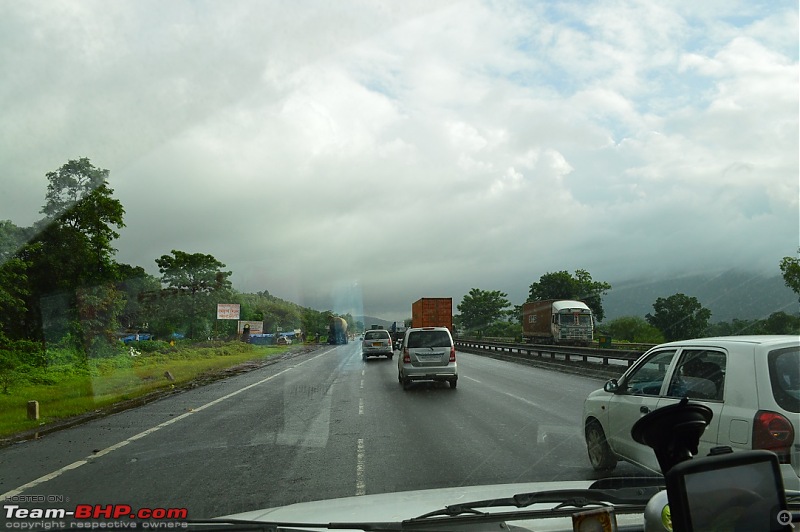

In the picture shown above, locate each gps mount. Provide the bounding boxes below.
[631,397,713,475]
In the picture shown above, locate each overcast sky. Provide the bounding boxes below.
[2,1,798,321]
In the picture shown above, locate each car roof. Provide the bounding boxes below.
[406,327,451,332]
[654,335,799,349]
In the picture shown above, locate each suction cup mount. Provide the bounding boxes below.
[631,397,713,475]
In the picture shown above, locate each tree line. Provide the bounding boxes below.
[3,158,798,358]
[455,261,800,343]
[0,158,344,365]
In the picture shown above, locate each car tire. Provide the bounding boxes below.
[585,420,617,471]
[387,354,393,359]
[449,379,457,389]
[402,378,411,390]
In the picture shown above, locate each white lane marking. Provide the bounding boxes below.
[355,438,366,496]
[360,379,364,389]
[0,347,336,500]
[502,391,540,409]
[361,369,365,376]
[458,372,540,408]
[536,424,581,444]
[358,398,364,415]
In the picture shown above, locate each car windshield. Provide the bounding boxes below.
[1,0,798,528]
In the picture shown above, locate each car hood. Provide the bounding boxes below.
[220,481,646,530]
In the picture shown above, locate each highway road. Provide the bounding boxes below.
[0,342,650,521]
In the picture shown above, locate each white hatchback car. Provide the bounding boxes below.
[583,335,799,490]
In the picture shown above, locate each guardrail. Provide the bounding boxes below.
[454,338,647,369]
[457,336,655,352]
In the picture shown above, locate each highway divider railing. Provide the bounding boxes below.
[454,338,648,368]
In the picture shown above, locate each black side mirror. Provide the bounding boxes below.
[603,379,619,393]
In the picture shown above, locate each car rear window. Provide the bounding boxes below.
[406,330,451,348]
[364,331,389,340]
[768,347,800,413]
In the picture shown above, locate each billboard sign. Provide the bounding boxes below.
[238,321,263,334]
[216,303,240,320]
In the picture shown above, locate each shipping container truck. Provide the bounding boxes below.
[411,298,453,332]
[521,299,593,345]
[328,316,349,345]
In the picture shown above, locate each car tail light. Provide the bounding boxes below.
[403,348,410,363]
[752,410,795,463]
[449,346,456,363]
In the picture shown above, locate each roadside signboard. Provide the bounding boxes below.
[238,320,263,334]
[217,303,240,320]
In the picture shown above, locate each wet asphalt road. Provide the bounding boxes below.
[0,343,647,521]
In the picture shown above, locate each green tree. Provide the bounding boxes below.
[603,316,664,343]
[456,288,512,333]
[39,158,125,283]
[0,221,32,338]
[763,311,800,334]
[780,250,800,300]
[155,250,232,339]
[528,269,612,321]
[645,293,711,341]
[16,158,125,347]
[115,264,161,330]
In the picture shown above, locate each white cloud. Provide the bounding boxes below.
[1,0,796,319]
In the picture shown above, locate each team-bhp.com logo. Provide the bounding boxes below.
[5,504,188,520]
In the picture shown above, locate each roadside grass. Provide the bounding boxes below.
[0,342,289,438]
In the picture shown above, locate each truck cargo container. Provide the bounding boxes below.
[521,299,593,345]
[411,298,453,332]
[328,316,349,345]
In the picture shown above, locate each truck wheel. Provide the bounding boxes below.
[387,353,393,359]
[585,420,617,471]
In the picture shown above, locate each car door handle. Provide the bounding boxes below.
[640,406,650,414]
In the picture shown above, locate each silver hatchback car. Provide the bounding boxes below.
[361,329,393,360]
[397,327,457,389]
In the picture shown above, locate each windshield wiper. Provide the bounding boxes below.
[413,479,665,520]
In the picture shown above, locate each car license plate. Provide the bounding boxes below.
[420,354,440,361]
[372,342,382,347]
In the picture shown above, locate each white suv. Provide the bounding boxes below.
[583,335,799,490]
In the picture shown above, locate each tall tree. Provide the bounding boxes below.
[17,159,125,347]
[645,293,711,341]
[155,250,232,339]
[528,269,612,321]
[456,288,512,333]
[780,249,800,300]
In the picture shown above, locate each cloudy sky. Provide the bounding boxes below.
[2,1,798,321]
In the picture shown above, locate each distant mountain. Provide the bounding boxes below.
[603,270,798,323]
[354,316,399,330]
